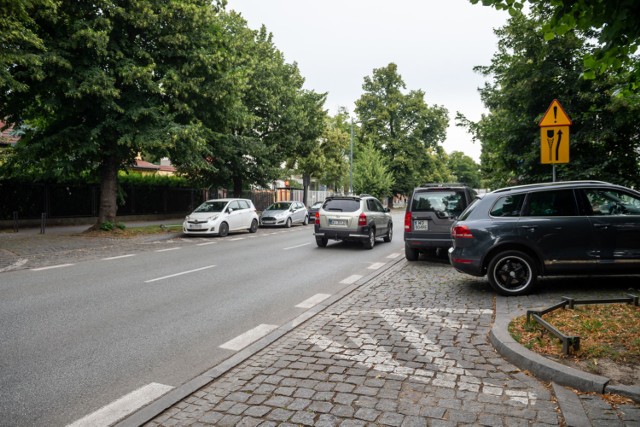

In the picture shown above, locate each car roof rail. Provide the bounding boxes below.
[419,182,467,188]
[492,180,610,193]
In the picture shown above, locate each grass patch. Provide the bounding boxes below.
[509,303,640,364]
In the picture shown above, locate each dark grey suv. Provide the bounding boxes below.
[314,195,393,249]
[449,180,640,295]
[404,184,477,260]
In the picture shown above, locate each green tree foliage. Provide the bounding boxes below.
[182,17,326,197]
[318,110,350,192]
[447,151,481,188]
[459,10,640,188]
[354,63,450,196]
[471,0,640,97]
[352,140,394,201]
[1,0,230,226]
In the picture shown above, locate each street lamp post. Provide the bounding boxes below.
[349,118,354,195]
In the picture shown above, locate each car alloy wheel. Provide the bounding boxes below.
[383,222,393,242]
[249,219,258,233]
[218,222,229,237]
[363,228,375,250]
[487,250,537,296]
[286,218,292,228]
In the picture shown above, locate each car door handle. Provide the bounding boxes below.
[520,225,537,230]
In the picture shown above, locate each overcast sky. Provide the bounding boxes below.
[225,0,510,161]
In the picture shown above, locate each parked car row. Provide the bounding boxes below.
[182,199,319,236]
[182,180,640,297]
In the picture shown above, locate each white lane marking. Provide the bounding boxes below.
[145,265,216,283]
[284,242,311,251]
[196,241,216,246]
[102,254,136,261]
[220,324,278,351]
[340,274,363,285]
[387,253,401,259]
[31,264,74,271]
[228,237,245,241]
[368,262,386,270]
[296,293,331,309]
[155,247,181,252]
[66,382,173,427]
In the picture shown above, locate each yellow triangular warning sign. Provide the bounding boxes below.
[539,99,572,127]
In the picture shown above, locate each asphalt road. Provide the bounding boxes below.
[0,213,405,426]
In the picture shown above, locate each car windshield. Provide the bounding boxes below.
[323,199,360,212]
[193,201,227,213]
[267,202,291,210]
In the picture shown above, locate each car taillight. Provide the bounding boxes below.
[315,211,320,225]
[452,225,473,239]
[358,213,367,226]
[404,211,412,232]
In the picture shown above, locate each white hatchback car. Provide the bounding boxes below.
[183,198,259,236]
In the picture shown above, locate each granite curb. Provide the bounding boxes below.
[491,297,640,403]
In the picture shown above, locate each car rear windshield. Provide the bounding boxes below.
[411,190,466,217]
[323,199,360,212]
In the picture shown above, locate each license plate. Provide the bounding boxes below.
[190,223,203,230]
[414,220,429,231]
[329,219,347,226]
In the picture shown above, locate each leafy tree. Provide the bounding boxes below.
[182,18,326,199]
[352,140,394,201]
[447,151,481,188]
[318,109,350,192]
[471,0,640,97]
[459,10,640,188]
[354,63,450,198]
[1,0,231,227]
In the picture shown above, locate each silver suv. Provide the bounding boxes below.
[314,195,393,249]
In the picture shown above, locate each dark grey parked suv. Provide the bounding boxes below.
[404,183,477,260]
[449,180,640,295]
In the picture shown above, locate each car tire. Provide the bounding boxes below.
[383,222,393,242]
[405,243,419,261]
[286,218,292,228]
[315,236,328,247]
[218,222,229,237]
[362,228,375,250]
[487,250,538,296]
[249,219,258,233]
[303,215,309,226]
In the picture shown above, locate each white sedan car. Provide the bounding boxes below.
[260,201,308,227]
[183,198,259,236]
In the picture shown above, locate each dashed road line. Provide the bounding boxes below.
[31,263,74,271]
[196,242,216,246]
[296,293,331,309]
[155,247,181,253]
[386,252,401,259]
[66,382,173,427]
[228,237,245,241]
[283,242,312,251]
[219,324,279,351]
[368,262,386,270]
[340,274,363,285]
[102,254,136,261]
[145,265,216,283]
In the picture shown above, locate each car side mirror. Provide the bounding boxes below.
[385,207,390,213]
[227,208,234,213]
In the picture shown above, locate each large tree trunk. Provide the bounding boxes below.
[232,176,243,198]
[95,154,119,227]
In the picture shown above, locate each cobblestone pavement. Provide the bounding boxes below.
[2,227,639,426]
[140,262,639,427]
